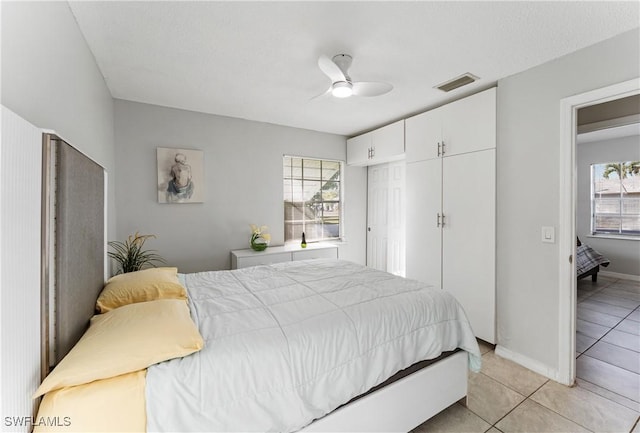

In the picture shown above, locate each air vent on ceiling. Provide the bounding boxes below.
[435,73,479,92]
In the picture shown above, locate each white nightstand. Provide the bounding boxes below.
[230,243,338,269]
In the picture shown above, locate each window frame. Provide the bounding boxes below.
[283,155,345,244]
[590,161,640,238]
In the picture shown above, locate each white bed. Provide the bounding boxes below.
[37,258,481,432]
[145,259,481,432]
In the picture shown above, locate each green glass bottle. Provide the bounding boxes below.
[301,232,307,248]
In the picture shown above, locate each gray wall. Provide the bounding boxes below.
[114,100,367,273]
[577,135,640,277]
[1,1,116,239]
[496,28,640,372]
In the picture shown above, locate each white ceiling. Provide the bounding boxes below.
[68,1,640,137]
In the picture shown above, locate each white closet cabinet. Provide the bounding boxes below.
[347,120,405,166]
[406,88,496,162]
[441,149,495,343]
[405,158,441,288]
[405,88,496,344]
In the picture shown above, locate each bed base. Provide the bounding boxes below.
[300,350,468,432]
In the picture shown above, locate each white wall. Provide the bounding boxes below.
[496,28,640,374]
[1,2,114,427]
[577,135,640,277]
[114,100,366,273]
[1,1,116,238]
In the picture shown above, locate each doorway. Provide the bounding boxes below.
[558,78,640,386]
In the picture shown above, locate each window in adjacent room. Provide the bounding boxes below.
[591,161,640,236]
[283,156,343,243]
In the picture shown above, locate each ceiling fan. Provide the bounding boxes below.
[315,54,393,99]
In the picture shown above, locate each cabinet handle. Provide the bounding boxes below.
[371,147,375,158]
[437,142,441,157]
[367,148,371,159]
[441,141,446,155]
[441,214,446,227]
[437,213,441,227]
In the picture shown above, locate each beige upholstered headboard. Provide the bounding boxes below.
[42,135,105,372]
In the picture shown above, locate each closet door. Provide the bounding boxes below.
[367,161,406,276]
[367,164,389,271]
[442,149,495,343]
[405,158,442,288]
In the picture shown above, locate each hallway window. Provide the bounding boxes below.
[591,161,640,236]
[283,156,343,243]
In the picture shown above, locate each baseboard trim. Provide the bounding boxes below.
[599,271,640,282]
[494,345,564,384]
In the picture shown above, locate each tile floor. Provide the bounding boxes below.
[412,277,640,433]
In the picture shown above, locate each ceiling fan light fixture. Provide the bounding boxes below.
[332,81,353,98]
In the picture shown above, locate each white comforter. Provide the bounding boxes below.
[146,259,481,432]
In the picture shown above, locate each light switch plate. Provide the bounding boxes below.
[542,226,555,243]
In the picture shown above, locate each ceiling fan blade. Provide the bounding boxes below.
[310,86,332,101]
[352,81,393,97]
[318,55,346,83]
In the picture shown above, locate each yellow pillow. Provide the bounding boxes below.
[96,267,186,313]
[35,299,203,398]
[34,371,146,432]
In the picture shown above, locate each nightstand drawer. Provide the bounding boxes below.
[292,247,338,261]
[233,252,291,269]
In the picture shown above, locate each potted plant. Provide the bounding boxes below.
[108,232,166,274]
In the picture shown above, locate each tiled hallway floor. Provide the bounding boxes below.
[412,277,640,433]
[576,276,640,412]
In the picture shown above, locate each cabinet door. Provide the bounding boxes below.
[441,87,496,157]
[347,132,372,166]
[405,108,442,163]
[371,120,405,162]
[442,149,495,343]
[405,159,442,288]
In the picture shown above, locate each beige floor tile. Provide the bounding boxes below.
[630,309,640,322]
[616,318,640,336]
[531,380,639,433]
[466,372,525,425]
[580,300,634,318]
[585,340,640,374]
[576,355,640,402]
[411,403,491,433]
[479,352,548,396]
[576,378,640,412]
[477,339,494,355]
[602,329,640,352]
[485,429,502,433]
[495,399,589,433]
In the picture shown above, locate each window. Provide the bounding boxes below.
[591,161,640,236]
[283,156,342,243]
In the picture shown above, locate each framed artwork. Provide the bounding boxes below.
[157,147,204,203]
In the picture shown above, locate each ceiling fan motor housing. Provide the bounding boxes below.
[332,54,353,81]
